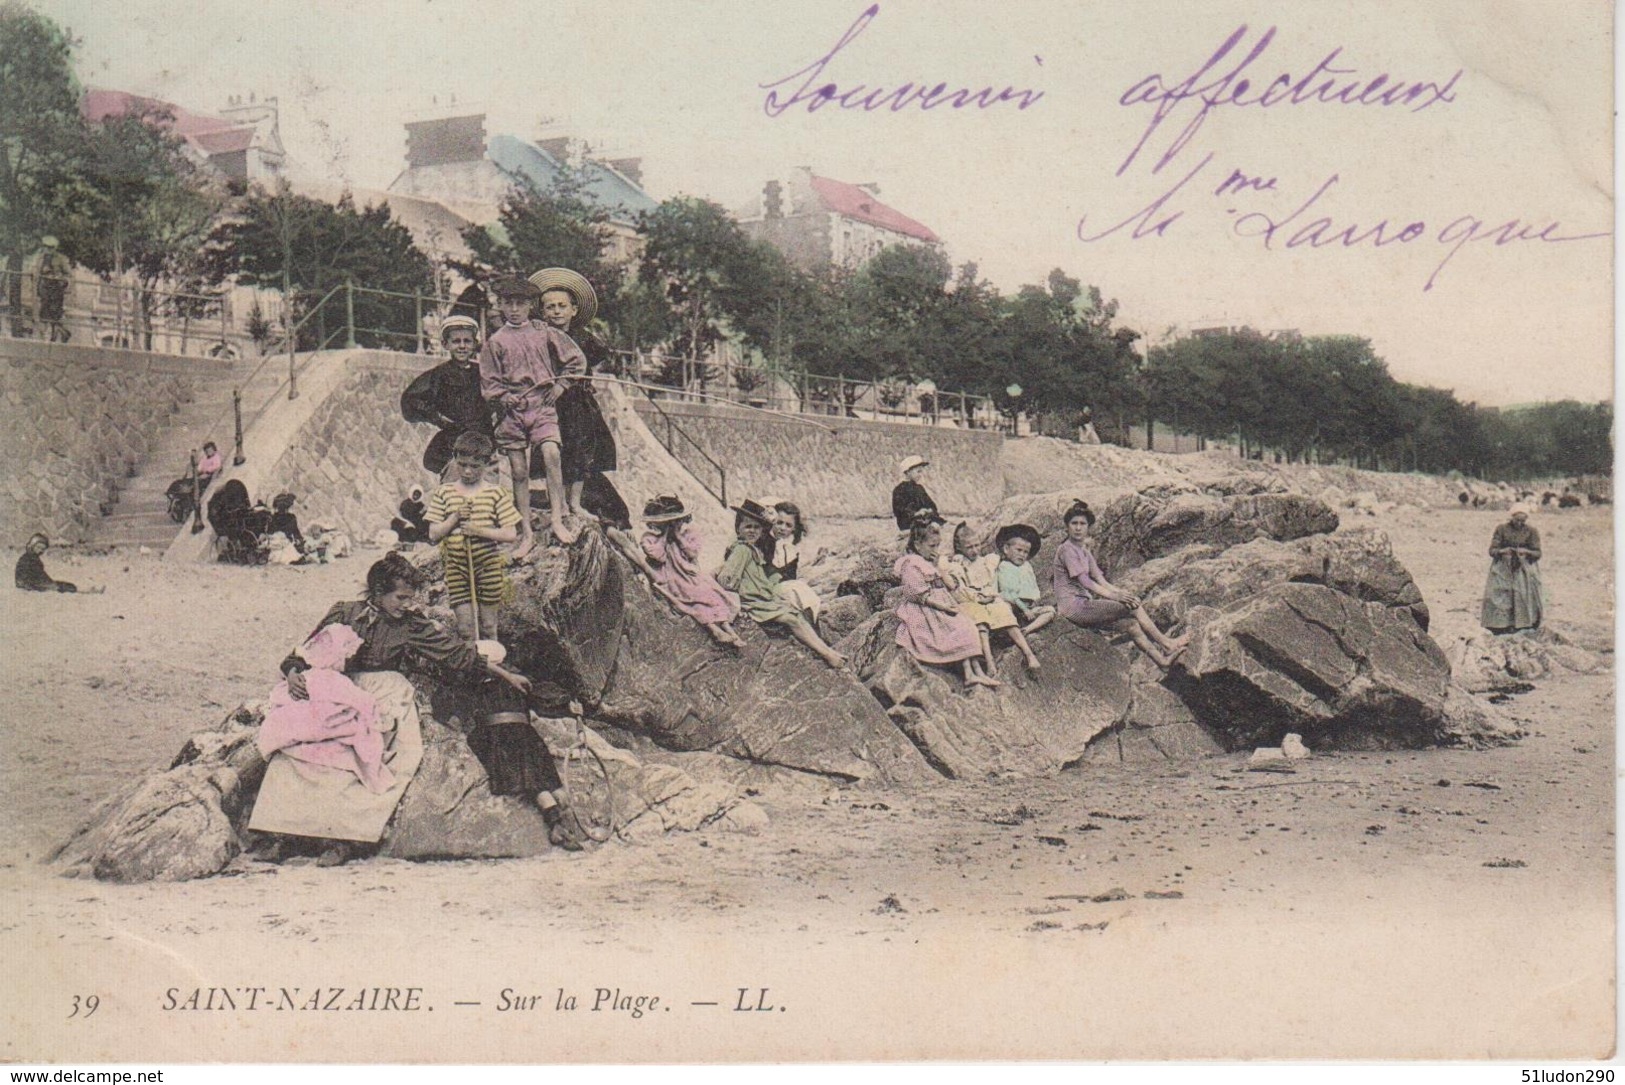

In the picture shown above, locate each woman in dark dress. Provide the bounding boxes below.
[15,533,99,593]
[248,553,585,863]
[527,267,629,530]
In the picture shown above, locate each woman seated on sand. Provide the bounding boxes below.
[14,533,102,594]
[247,552,532,866]
[1053,501,1188,669]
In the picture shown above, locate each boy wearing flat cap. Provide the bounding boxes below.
[479,276,587,556]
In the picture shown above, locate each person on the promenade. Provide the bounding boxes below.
[427,432,521,641]
[529,267,629,530]
[15,533,101,593]
[638,494,744,648]
[1481,503,1544,634]
[480,277,585,555]
[941,520,1040,672]
[993,523,1056,635]
[718,500,846,669]
[895,511,999,689]
[891,455,938,530]
[400,315,496,478]
[247,552,532,867]
[1053,501,1188,668]
[35,236,71,343]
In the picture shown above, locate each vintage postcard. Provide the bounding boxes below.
[0,0,1613,1066]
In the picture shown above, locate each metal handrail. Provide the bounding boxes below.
[623,379,729,507]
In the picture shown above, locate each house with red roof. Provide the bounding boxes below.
[738,167,941,271]
[82,89,286,181]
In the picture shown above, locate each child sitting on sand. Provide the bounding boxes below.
[427,432,521,641]
[638,494,744,648]
[718,500,846,669]
[941,521,1041,672]
[994,523,1056,635]
[14,534,102,594]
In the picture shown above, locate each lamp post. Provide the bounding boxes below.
[917,378,937,426]
[1005,383,1023,436]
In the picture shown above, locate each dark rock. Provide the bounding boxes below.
[843,613,1131,778]
[1122,529,1431,632]
[817,593,874,646]
[1171,583,1458,749]
[594,540,937,786]
[1092,487,1339,575]
[834,546,902,609]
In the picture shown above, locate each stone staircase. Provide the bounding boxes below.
[86,354,295,549]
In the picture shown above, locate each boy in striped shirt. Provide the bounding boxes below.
[426,432,522,641]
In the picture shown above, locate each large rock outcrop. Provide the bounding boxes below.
[53,702,768,882]
[428,527,936,786]
[1090,487,1340,575]
[841,615,1132,778]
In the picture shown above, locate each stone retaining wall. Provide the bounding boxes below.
[0,340,203,544]
[630,398,1004,519]
[264,353,439,541]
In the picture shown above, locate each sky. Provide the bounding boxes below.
[38,0,1615,407]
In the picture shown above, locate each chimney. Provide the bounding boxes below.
[404,113,487,168]
[763,179,783,219]
[607,156,643,186]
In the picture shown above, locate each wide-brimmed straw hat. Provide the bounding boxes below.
[731,499,774,528]
[642,495,689,523]
[528,267,598,327]
[994,523,1042,554]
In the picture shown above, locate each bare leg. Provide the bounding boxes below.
[507,448,536,559]
[978,626,995,671]
[1120,619,1175,668]
[540,441,577,545]
[1022,605,1056,634]
[567,479,592,521]
[452,601,476,642]
[1131,604,1187,652]
[967,658,1001,687]
[1008,626,1041,670]
[785,616,846,669]
[705,622,743,647]
[478,608,499,641]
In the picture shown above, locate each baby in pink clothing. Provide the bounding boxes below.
[257,624,394,793]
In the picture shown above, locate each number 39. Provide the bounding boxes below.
[69,995,99,1019]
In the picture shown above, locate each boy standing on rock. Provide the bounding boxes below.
[479,277,586,556]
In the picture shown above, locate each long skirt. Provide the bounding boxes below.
[557,384,617,482]
[1059,596,1132,628]
[895,592,984,665]
[1481,558,1544,631]
[248,671,423,843]
[463,680,562,798]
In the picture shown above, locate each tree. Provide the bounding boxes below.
[459,169,616,292]
[72,103,223,349]
[636,196,804,367]
[207,182,435,350]
[0,4,89,319]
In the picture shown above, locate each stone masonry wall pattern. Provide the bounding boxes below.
[0,354,195,544]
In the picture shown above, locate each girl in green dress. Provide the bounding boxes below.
[717,500,846,669]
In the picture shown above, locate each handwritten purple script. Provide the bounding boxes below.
[760,4,1044,117]
[1076,154,1611,292]
[1116,25,1461,176]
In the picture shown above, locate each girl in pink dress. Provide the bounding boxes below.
[894,512,1000,689]
[638,494,745,647]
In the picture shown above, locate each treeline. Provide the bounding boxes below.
[1140,329,1612,480]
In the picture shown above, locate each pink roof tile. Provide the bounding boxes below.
[83,89,255,151]
[809,175,939,243]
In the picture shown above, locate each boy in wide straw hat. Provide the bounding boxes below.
[479,276,587,556]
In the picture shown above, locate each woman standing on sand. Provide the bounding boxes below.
[1480,504,1544,634]
[248,552,531,866]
